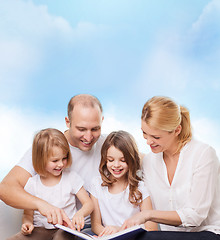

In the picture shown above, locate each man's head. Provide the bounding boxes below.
[65,94,104,151]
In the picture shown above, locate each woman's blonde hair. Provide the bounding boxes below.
[141,96,192,152]
[32,128,72,176]
[99,130,142,206]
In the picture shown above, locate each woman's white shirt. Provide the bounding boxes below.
[143,138,220,234]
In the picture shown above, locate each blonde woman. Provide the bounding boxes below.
[122,96,220,240]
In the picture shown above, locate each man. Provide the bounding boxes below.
[0,94,105,228]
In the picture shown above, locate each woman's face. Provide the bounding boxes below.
[141,120,180,154]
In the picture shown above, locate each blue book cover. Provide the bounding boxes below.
[55,224,147,240]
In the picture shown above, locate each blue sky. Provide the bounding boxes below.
[0,0,220,180]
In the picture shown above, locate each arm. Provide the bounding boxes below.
[0,166,73,228]
[90,194,119,236]
[140,196,158,231]
[21,209,34,235]
[121,209,181,230]
[73,187,94,231]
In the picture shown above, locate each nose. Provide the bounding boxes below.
[57,160,64,167]
[146,137,154,146]
[113,160,120,168]
[84,131,93,142]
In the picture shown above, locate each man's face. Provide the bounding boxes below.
[66,104,103,151]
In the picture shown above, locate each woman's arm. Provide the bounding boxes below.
[74,187,94,231]
[121,209,181,230]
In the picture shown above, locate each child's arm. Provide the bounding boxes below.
[21,209,34,235]
[90,194,120,236]
[73,187,94,231]
[140,196,158,231]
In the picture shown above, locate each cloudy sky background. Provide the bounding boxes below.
[0,0,220,181]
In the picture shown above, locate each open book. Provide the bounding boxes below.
[55,224,147,240]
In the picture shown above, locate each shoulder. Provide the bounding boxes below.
[96,134,107,148]
[183,139,218,161]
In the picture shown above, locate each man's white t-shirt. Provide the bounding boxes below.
[89,176,150,227]
[24,169,83,229]
[143,138,220,234]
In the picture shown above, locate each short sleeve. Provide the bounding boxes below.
[66,170,84,194]
[24,176,36,195]
[16,147,36,176]
[138,181,150,200]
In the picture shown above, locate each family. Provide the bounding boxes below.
[0,94,219,240]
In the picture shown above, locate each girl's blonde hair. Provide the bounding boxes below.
[141,96,192,153]
[32,128,72,176]
[99,130,142,206]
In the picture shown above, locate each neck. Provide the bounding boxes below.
[40,173,62,186]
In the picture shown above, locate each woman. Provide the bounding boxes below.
[121,96,220,240]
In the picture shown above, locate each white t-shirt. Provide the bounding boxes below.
[17,134,106,225]
[24,169,83,229]
[143,138,220,234]
[89,176,150,227]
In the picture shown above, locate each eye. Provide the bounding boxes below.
[153,136,160,140]
[92,127,100,132]
[107,158,114,162]
[78,128,85,132]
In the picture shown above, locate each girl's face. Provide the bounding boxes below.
[45,146,68,177]
[141,120,180,154]
[106,146,128,181]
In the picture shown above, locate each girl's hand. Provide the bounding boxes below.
[72,212,85,232]
[120,211,147,230]
[98,226,120,237]
[21,223,34,235]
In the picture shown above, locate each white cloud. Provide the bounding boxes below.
[0,0,108,100]
[0,104,65,180]
[191,0,220,33]
[192,117,220,157]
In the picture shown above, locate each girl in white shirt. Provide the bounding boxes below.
[8,128,93,240]
[121,96,220,240]
[89,130,158,237]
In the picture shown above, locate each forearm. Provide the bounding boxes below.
[0,180,45,210]
[77,201,94,218]
[91,222,105,235]
[146,210,182,226]
[22,210,34,224]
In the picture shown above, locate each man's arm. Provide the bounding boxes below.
[0,166,73,227]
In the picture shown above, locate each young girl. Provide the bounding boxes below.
[8,128,93,240]
[89,130,158,237]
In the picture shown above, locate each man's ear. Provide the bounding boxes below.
[65,117,70,128]
[175,125,182,136]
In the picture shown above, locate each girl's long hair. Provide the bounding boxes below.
[99,130,142,206]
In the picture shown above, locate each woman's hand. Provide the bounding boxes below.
[98,225,120,237]
[21,223,34,235]
[72,212,85,232]
[120,211,147,230]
